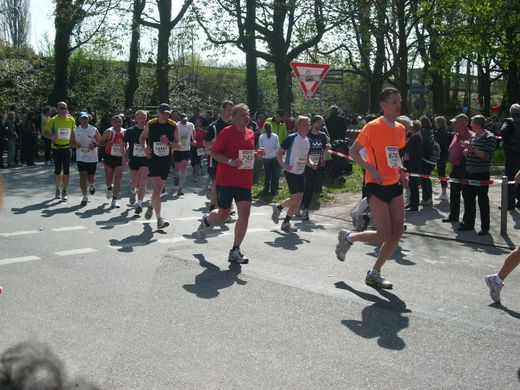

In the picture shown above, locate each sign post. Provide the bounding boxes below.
[290,62,331,100]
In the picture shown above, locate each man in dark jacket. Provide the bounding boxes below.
[325,106,347,141]
[401,118,423,211]
[500,103,520,210]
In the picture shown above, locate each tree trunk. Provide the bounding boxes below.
[430,70,444,115]
[50,14,73,104]
[452,61,460,110]
[477,60,491,116]
[274,61,292,113]
[125,0,145,110]
[156,0,172,104]
[506,60,519,108]
[395,0,409,114]
[244,0,259,114]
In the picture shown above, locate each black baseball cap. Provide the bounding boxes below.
[158,103,171,114]
[179,113,188,120]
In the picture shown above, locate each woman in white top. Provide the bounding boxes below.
[71,112,101,205]
[258,122,280,195]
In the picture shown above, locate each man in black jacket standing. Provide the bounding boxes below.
[500,103,520,210]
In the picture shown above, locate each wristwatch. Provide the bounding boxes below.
[227,158,233,165]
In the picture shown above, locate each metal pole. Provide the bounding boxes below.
[500,175,508,235]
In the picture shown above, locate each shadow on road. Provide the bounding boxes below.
[11,199,60,214]
[489,302,520,320]
[41,203,84,217]
[108,224,156,252]
[264,230,310,250]
[182,254,246,299]
[364,243,415,266]
[335,281,411,350]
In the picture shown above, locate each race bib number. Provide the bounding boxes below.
[197,147,205,156]
[153,142,169,157]
[57,128,71,140]
[295,157,307,169]
[133,144,146,157]
[238,150,254,169]
[385,146,401,168]
[111,143,122,157]
[79,148,92,158]
[309,153,321,164]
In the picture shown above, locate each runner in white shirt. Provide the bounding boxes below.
[173,113,194,196]
[71,112,101,205]
[271,116,316,232]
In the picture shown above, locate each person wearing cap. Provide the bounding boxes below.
[263,110,287,141]
[442,114,474,223]
[139,103,180,230]
[71,112,101,205]
[123,110,149,214]
[99,114,127,208]
[196,103,266,264]
[173,113,195,196]
[43,102,76,201]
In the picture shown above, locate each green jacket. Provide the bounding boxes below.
[263,117,287,141]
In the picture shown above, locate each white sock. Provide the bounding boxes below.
[156,212,161,219]
[137,200,142,207]
[131,187,137,194]
[494,275,503,284]
[369,269,379,276]
[344,231,353,243]
[179,171,187,187]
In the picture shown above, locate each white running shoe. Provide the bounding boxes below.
[228,248,249,264]
[281,221,297,232]
[485,275,503,303]
[106,187,113,199]
[129,190,136,205]
[157,217,169,230]
[144,204,153,220]
[196,217,211,239]
[335,229,353,262]
[271,205,281,224]
[110,198,120,209]
[81,196,88,206]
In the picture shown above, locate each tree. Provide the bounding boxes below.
[50,0,121,104]
[139,0,194,104]
[197,0,345,113]
[0,0,30,48]
[124,0,146,109]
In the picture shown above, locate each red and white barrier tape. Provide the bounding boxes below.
[327,150,516,186]
[343,128,502,139]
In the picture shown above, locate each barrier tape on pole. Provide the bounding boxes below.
[327,150,516,186]
[343,128,502,139]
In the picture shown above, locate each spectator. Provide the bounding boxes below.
[22,111,37,166]
[41,106,53,166]
[0,114,6,168]
[190,108,208,128]
[442,114,473,223]
[325,105,347,141]
[419,115,435,206]
[459,115,496,235]
[499,103,520,210]
[5,111,18,167]
[190,118,206,181]
[400,117,422,211]
[258,121,280,195]
[257,113,266,129]
[263,110,287,141]
[433,116,453,201]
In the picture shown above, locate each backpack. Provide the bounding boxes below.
[422,131,440,164]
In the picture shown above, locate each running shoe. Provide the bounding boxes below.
[281,221,297,232]
[206,185,211,200]
[144,204,153,220]
[174,175,180,186]
[157,217,169,230]
[335,229,353,262]
[434,193,449,201]
[485,275,503,303]
[111,198,120,209]
[129,190,136,205]
[271,205,281,224]
[80,196,88,206]
[228,248,249,264]
[61,190,68,201]
[301,209,309,221]
[196,217,211,239]
[135,205,143,215]
[365,270,393,289]
[177,188,184,196]
[89,184,96,195]
[106,187,113,199]
[55,188,61,199]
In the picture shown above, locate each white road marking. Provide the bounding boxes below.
[0,230,41,237]
[51,226,87,232]
[0,255,41,266]
[55,248,98,256]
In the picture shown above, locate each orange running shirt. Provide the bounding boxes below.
[356,116,406,186]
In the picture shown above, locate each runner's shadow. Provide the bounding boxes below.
[335,281,410,350]
[264,230,311,250]
[96,209,132,229]
[364,244,415,266]
[182,254,246,299]
[11,199,59,214]
[108,224,156,252]
[294,221,326,232]
[41,204,83,217]
[75,203,110,218]
[489,302,520,320]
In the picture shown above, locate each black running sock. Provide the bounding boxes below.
[204,217,211,227]
[232,246,240,251]
[209,204,216,211]
[283,215,291,223]
[107,186,112,191]
[277,205,283,211]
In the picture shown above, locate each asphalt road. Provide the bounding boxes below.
[1,164,519,389]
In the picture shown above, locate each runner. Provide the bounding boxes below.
[71,112,101,205]
[335,88,407,289]
[271,116,315,232]
[190,118,206,182]
[203,100,234,211]
[43,101,76,201]
[99,115,126,209]
[139,103,179,230]
[196,103,265,263]
[173,113,194,196]
[485,168,520,303]
[123,110,149,214]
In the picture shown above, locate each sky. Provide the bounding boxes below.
[30,0,55,53]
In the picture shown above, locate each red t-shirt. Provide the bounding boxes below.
[212,125,255,189]
[193,129,206,147]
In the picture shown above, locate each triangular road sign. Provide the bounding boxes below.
[290,62,331,100]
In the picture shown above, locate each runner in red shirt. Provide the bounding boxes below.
[196,103,266,263]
